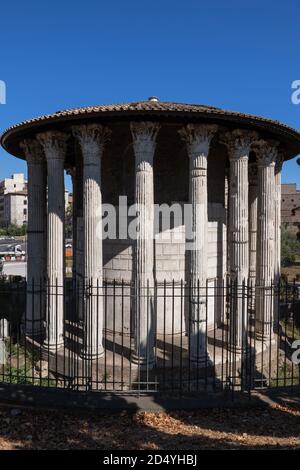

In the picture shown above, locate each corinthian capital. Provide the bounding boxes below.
[130,121,160,154]
[221,129,258,160]
[254,139,279,167]
[72,123,111,153]
[20,139,44,165]
[178,123,218,155]
[37,131,69,161]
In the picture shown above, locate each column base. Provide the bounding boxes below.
[81,346,104,360]
[227,342,249,354]
[191,352,211,367]
[255,332,276,344]
[43,340,64,352]
[131,353,155,370]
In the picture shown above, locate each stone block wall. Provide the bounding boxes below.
[102,203,227,334]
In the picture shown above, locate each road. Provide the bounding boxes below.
[3,261,26,277]
[0,238,26,253]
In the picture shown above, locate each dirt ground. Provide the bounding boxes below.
[281,263,300,281]
[0,403,299,450]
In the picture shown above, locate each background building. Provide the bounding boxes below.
[0,174,71,227]
[0,173,28,226]
[4,190,27,227]
[281,183,300,233]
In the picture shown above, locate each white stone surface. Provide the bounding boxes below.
[73,124,111,358]
[21,139,47,336]
[22,140,47,336]
[131,121,160,367]
[37,131,68,350]
[179,124,217,362]
[102,204,226,334]
[274,159,282,284]
[255,140,278,339]
[222,129,257,349]
[248,164,258,309]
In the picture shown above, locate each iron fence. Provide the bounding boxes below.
[0,277,299,397]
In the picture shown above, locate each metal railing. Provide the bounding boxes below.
[0,277,299,397]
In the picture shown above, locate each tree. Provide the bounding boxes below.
[281,225,300,266]
[65,204,72,238]
[0,224,27,237]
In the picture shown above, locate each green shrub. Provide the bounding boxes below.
[281,227,300,266]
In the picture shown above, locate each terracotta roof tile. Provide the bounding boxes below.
[1,100,300,160]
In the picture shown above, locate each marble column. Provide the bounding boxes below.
[74,143,84,320]
[274,156,283,285]
[72,124,111,358]
[222,130,257,350]
[179,123,217,363]
[248,163,258,309]
[255,140,278,339]
[224,168,230,277]
[130,121,160,368]
[37,131,68,350]
[21,139,47,336]
[274,154,283,321]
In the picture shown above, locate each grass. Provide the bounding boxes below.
[269,319,300,388]
[1,342,56,387]
[270,361,300,388]
[4,365,55,387]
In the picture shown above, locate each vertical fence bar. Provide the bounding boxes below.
[179,279,183,396]
[171,279,175,392]
[188,278,191,393]
[291,279,296,390]
[104,280,108,391]
[213,278,216,391]
[221,277,225,392]
[112,279,116,390]
[196,279,200,391]
[96,278,99,391]
[154,279,158,392]
[121,279,124,392]
[205,278,208,392]
[163,279,166,391]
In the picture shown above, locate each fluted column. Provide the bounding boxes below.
[74,143,84,320]
[130,122,159,368]
[21,139,47,337]
[255,140,278,339]
[72,124,111,358]
[224,168,230,276]
[274,156,283,285]
[222,130,257,350]
[274,154,283,323]
[248,164,258,309]
[179,124,217,363]
[37,131,68,350]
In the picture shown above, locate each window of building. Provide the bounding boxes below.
[23,209,27,215]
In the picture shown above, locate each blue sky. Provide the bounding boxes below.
[0,0,299,191]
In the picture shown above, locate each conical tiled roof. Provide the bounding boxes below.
[1,98,300,160]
